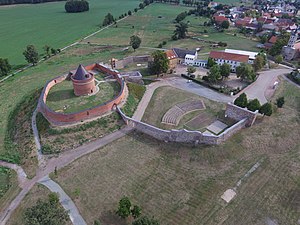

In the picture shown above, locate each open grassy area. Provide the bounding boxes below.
[142,86,224,129]
[53,81,300,225]
[85,3,259,56]
[0,168,20,213]
[0,0,140,66]
[46,80,120,113]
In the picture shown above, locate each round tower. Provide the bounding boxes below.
[71,64,96,96]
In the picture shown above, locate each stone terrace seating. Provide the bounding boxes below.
[162,100,205,126]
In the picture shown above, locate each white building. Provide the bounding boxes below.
[185,54,197,66]
[224,49,259,64]
[209,51,250,72]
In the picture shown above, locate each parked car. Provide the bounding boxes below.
[189,74,195,78]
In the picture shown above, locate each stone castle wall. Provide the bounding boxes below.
[225,103,257,127]
[38,63,126,126]
[117,105,249,145]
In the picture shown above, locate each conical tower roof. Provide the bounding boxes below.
[73,64,90,80]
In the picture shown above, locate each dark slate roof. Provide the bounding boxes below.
[172,48,196,59]
[73,64,90,80]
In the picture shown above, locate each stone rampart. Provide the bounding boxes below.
[225,102,257,127]
[38,63,126,126]
[117,106,247,145]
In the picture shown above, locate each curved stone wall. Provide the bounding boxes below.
[38,63,126,126]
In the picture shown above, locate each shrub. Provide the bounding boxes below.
[247,98,261,112]
[259,102,273,116]
[234,93,248,108]
[276,97,285,108]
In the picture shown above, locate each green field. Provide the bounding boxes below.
[0,0,140,66]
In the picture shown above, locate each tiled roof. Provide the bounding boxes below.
[165,50,177,60]
[73,65,90,80]
[214,15,228,23]
[269,36,277,44]
[209,51,249,63]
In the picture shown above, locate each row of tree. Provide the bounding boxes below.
[0,0,64,5]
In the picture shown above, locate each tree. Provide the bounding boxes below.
[247,98,261,112]
[259,102,273,116]
[234,93,248,108]
[269,32,290,56]
[65,0,89,13]
[102,13,115,26]
[23,45,39,65]
[24,194,68,225]
[116,196,132,219]
[175,12,187,23]
[139,3,145,9]
[253,54,265,72]
[207,64,221,83]
[130,35,142,51]
[276,96,285,108]
[173,22,188,40]
[132,216,160,225]
[94,220,101,225]
[221,20,230,29]
[187,66,196,74]
[220,63,231,79]
[148,50,169,76]
[131,205,142,219]
[207,57,216,68]
[128,10,132,16]
[43,45,51,58]
[274,55,283,64]
[236,63,256,82]
[0,58,11,77]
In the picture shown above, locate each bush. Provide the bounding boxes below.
[276,97,285,108]
[234,93,248,108]
[259,102,273,116]
[247,99,261,112]
[65,0,89,13]
[157,43,163,48]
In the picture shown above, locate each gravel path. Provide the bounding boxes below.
[38,176,87,225]
[0,161,28,188]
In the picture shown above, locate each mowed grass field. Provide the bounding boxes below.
[0,0,140,66]
[53,81,300,225]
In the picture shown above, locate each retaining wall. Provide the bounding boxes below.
[117,106,248,145]
[38,63,126,126]
[225,102,257,127]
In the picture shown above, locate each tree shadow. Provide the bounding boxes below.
[100,210,127,225]
[47,89,75,102]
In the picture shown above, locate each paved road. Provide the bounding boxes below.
[39,176,87,225]
[0,161,28,188]
[241,68,292,104]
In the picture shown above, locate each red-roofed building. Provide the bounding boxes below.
[213,15,228,25]
[165,49,178,70]
[269,36,277,44]
[235,17,253,28]
[209,51,249,72]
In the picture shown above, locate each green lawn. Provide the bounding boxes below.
[0,0,140,66]
[46,80,120,113]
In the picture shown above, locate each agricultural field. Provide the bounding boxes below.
[0,0,140,66]
[142,86,224,130]
[53,81,300,225]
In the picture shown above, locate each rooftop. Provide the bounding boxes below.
[224,49,258,60]
[72,65,91,81]
[209,51,249,63]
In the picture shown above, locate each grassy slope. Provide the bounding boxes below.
[0,0,140,66]
[54,81,300,225]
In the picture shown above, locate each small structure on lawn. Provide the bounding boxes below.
[71,64,96,96]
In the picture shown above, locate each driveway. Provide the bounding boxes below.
[241,68,292,104]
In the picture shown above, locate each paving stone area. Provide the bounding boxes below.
[206,120,228,134]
